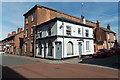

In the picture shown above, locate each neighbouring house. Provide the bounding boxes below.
[94,21,117,52]
[35,17,94,59]
[0,41,3,51]
[2,28,24,55]
[23,5,97,57]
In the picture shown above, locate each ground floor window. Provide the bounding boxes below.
[37,43,42,55]
[48,42,53,56]
[67,41,73,55]
[86,41,90,51]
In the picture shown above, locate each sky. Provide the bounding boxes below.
[1,2,119,41]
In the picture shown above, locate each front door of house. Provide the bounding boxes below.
[55,42,62,59]
[79,42,82,58]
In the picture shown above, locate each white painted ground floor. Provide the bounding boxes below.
[36,36,94,59]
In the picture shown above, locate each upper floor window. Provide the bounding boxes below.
[25,29,28,37]
[25,17,28,24]
[85,29,89,37]
[66,26,71,35]
[48,27,51,36]
[108,33,110,40]
[78,28,81,35]
[31,12,35,21]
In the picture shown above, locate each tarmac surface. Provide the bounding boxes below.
[79,54,120,69]
[1,54,120,79]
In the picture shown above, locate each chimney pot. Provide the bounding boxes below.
[12,31,16,35]
[81,15,86,24]
[107,24,111,30]
[17,28,22,33]
[96,20,100,28]
[8,33,12,37]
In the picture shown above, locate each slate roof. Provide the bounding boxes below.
[100,27,116,34]
[36,16,94,28]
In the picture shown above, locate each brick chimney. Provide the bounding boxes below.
[96,20,100,28]
[17,28,22,33]
[107,24,110,30]
[81,15,86,24]
[12,31,16,35]
[8,33,12,37]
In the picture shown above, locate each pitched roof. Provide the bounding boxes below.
[2,31,24,41]
[36,16,94,28]
[100,27,116,34]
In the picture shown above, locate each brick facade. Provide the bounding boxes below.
[2,28,24,55]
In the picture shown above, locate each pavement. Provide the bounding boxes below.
[79,54,120,69]
[1,54,120,79]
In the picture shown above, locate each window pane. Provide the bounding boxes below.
[66,26,71,35]
[67,42,73,55]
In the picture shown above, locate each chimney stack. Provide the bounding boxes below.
[81,15,86,24]
[12,31,16,35]
[96,20,100,28]
[8,33,12,37]
[107,24,111,30]
[17,28,22,33]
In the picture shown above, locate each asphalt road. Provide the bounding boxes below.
[1,55,39,66]
[79,54,120,69]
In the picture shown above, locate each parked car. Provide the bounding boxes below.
[0,50,5,55]
[109,47,120,55]
[93,49,111,57]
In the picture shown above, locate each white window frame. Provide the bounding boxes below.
[25,17,28,24]
[78,28,81,35]
[86,41,90,52]
[25,29,28,37]
[85,29,89,37]
[66,26,71,35]
[31,12,35,21]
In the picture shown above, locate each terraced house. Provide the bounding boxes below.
[2,28,24,55]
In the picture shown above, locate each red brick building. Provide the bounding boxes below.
[94,21,117,51]
[2,28,24,55]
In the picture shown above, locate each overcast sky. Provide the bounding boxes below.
[1,2,119,41]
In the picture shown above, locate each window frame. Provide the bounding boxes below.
[78,28,81,35]
[86,41,90,51]
[85,29,89,37]
[31,12,35,22]
[25,16,28,24]
[66,26,71,35]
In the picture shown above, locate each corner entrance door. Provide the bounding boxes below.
[55,42,62,59]
[79,42,82,58]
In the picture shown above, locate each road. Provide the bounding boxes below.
[1,55,119,79]
[79,54,120,69]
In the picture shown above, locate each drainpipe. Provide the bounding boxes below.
[62,21,65,59]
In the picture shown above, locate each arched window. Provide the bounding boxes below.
[67,41,73,55]
[48,42,53,56]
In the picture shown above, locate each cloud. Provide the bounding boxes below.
[102,16,118,25]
